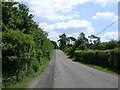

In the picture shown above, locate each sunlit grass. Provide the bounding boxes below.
[77,61,118,75]
[65,53,119,75]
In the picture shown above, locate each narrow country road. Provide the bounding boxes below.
[29,49,118,88]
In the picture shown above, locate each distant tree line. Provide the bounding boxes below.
[50,41,59,49]
[58,33,119,53]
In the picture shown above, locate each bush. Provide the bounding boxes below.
[2,2,54,87]
[74,48,119,73]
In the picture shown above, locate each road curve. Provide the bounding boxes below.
[29,49,118,88]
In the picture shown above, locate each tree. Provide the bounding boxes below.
[79,32,89,44]
[58,33,68,50]
[67,37,76,44]
[88,35,100,44]
[75,38,87,50]
[105,40,118,49]
[51,41,59,49]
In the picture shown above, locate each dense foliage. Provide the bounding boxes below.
[50,41,59,49]
[58,33,76,51]
[58,33,68,50]
[74,49,119,73]
[2,2,55,87]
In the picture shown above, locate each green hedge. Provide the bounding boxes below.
[74,48,119,73]
[2,2,54,88]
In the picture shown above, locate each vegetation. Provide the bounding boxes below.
[2,1,119,88]
[58,33,68,51]
[50,40,59,49]
[58,32,119,74]
[2,2,56,88]
[74,48,119,73]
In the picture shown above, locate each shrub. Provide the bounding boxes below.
[74,48,119,73]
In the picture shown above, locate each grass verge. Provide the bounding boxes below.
[75,61,118,75]
[66,53,119,76]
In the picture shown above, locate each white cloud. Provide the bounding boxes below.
[75,12,80,14]
[16,0,119,2]
[48,32,59,40]
[95,0,119,2]
[92,11,118,21]
[40,19,95,39]
[101,31,118,42]
[15,0,30,2]
[94,0,119,8]
[15,0,118,21]
[25,0,89,21]
[102,3,107,8]
[28,12,35,16]
[73,14,79,17]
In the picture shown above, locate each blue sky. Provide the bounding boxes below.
[17,0,119,42]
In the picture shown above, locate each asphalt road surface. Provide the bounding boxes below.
[29,49,118,88]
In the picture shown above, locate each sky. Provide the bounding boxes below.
[15,0,119,42]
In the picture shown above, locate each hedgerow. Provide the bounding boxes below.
[74,48,119,73]
[2,2,54,87]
